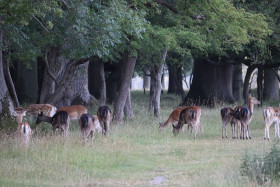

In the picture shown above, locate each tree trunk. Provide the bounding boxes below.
[113,50,137,123]
[167,63,177,94]
[263,69,279,101]
[0,23,14,117]
[232,63,243,101]
[124,88,133,118]
[183,58,235,106]
[3,57,19,107]
[143,68,150,95]
[257,68,264,106]
[98,61,106,105]
[105,63,121,104]
[149,48,167,117]
[39,47,63,103]
[243,66,256,105]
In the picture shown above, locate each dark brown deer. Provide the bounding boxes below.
[221,106,241,139]
[79,113,102,143]
[36,111,70,136]
[231,96,260,139]
[97,106,112,136]
[172,106,202,139]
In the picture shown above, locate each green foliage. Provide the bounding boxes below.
[241,141,280,185]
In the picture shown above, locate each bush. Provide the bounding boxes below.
[241,141,280,185]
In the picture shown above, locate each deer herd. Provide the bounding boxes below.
[13,104,112,146]
[12,95,280,146]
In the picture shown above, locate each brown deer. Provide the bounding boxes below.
[36,111,70,136]
[57,105,87,120]
[14,108,32,146]
[79,113,102,143]
[263,107,280,140]
[97,106,112,136]
[159,107,188,130]
[221,106,242,139]
[231,96,260,139]
[172,106,202,139]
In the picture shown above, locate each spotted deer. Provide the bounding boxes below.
[231,96,261,139]
[25,104,57,117]
[79,113,102,143]
[36,111,70,136]
[263,107,280,140]
[172,106,202,139]
[97,106,112,136]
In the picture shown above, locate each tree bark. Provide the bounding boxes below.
[3,57,19,107]
[0,23,14,117]
[183,58,235,106]
[149,48,167,117]
[243,66,256,105]
[113,50,137,123]
[263,69,279,101]
[99,61,106,105]
[143,68,150,95]
[232,63,243,101]
[257,67,264,106]
[124,88,133,119]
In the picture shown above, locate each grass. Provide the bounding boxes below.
[0,91,279,186]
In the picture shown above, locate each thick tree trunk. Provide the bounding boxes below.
[0,24,14,117]
[99,61,106,105]
[113,50,136,123]
[106,63,121,104]
[149,49,167,117]
[243,66,256,105]
[39,47,63,103]
[263,69,279,101]
[232,63,243,101]
[183,58,235,106]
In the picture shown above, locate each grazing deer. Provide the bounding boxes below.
[26,104,57,117]
[97,106,112,136]
[263,107,280,140]
[231,96,261,139]
[221,106,241,139]
[172,106,202,139]
[57,105,87,120]
[13,108,32,146]
[79,113,102,143]
[159,107,188,130]
[36,111,70,136]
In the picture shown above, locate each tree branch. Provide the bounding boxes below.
[32,16,49,33]
[44,49,59,85]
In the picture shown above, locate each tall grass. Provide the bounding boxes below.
[0,91,278,186]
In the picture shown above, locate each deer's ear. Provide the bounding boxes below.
[172,124,175,128]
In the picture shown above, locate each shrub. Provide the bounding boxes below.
[241,141,280,185]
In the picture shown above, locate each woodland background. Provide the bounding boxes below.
[1,0,280,122]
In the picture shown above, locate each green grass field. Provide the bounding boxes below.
[0,91,279,186]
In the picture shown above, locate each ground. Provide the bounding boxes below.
[0,91,278,186]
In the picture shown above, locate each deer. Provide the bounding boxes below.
[263,107,280,140]
[172,106,202,139]
[79,113,102,143]
[57,105,87,120]
[36,111,70,136]
[159,107,189,130]
[97,106,112,136]
[221,106,242,139]
[25,104,57,117]
[231,96,261,139]
[13,108,32,146]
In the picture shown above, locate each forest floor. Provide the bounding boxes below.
[0,91,279,186]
